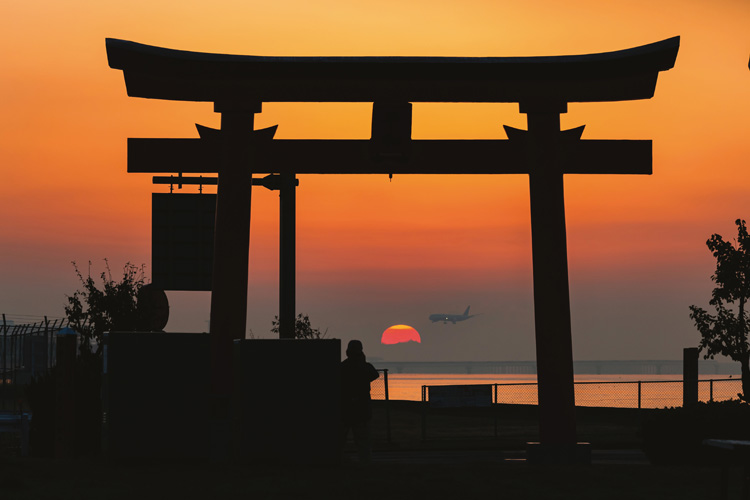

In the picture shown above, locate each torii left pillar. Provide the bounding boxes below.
[208,101,259,460]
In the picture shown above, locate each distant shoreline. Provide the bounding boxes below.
[372,359,739,375]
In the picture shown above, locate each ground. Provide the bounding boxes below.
[0,456,731,500]
[0,401,738,499]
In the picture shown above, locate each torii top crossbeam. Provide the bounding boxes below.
[106,37,679,104]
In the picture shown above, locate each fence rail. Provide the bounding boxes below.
[420,378,743,409]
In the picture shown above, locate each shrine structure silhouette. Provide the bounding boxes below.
[107,36,680,463]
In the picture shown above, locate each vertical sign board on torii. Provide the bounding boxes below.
[151,192,216,291]
[107,37,679,461]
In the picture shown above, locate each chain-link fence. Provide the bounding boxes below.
[1,317,69,411]
[700,378,743,403]
[416,378,744,442]
[493,378,743,409]
[371,369,389,401]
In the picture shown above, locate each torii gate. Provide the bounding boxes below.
[107,36,679,459]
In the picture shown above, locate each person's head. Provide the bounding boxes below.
[346,339,364,358]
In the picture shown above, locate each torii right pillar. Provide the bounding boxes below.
[515,95,663,462]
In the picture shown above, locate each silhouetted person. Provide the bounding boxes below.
[340,339,379,463]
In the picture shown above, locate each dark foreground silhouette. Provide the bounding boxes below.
[341,340,379,463]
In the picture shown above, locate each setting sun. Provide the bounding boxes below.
[382,325,421,345]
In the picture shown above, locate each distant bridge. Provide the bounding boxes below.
[375,360,739,375]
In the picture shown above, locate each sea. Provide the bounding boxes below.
[372,373,744,409]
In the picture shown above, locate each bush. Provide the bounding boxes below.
[641,400,750,464]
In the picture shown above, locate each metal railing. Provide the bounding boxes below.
[417,378,744,441]
[476,378,743,409]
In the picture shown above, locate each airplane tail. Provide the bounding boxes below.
[463,306,470,317]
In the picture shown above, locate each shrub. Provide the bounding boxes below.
[641,399,750,464]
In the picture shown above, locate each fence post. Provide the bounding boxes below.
[683,347,699,408]
[42,316,50,375]
[55,327,77,458]
[494,383,498,438]
[1,314,6,410]
[8,325,14,394]
[10,325,19,409]
[383,369,391,443]
[710,379,714,402]
[421,385,427,442]
[29,320,37,378]
[638,381,642,409]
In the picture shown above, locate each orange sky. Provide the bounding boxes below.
[1,0,749,361]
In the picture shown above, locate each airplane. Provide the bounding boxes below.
[429,306,477,324]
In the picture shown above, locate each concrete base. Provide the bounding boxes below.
[103,334,341,464]
[233,339,341,465]
[103,332,211,460]
[526,442,592,465]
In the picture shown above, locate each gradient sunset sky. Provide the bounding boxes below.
[1,0,749,362]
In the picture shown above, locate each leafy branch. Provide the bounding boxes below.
[64,260,147,356]
[271,313,327,339]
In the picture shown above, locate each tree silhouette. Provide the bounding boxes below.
[690,219,750,401]
[271,313,327,339]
